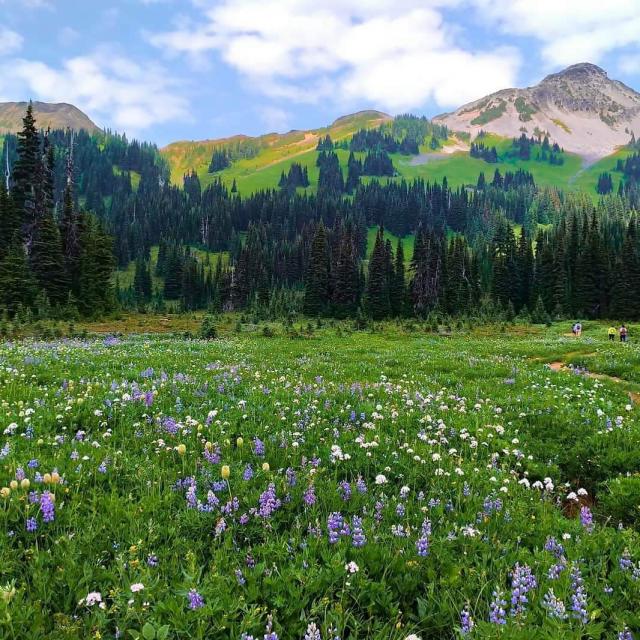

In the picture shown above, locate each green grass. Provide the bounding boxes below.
[2,321,640,638]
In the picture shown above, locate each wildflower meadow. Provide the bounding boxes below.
[1,324,640,639]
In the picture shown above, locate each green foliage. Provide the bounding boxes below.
[470,99,507,125]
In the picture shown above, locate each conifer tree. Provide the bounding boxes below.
[303,222,331,316]
[366,227,391,320]
[11,101,39,232]
[332,227,359,318]
[390,238,405,317]
[0,241,37,313]
[30,210,69,306]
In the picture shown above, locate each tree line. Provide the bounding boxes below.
[0,104,114,317]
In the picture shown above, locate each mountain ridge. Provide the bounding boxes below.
[434,63,640,160]
[0,101,100,134]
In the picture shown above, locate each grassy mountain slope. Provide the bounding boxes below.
[162,114,626,198]
[0,101,99,134]
[161,110,392,188]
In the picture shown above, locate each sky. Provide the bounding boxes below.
[1,0,640,146]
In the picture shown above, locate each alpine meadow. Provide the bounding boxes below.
[3,2,640,639]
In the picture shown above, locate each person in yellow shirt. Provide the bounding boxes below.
[608,326,617,341]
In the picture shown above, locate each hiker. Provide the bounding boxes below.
[572,323,577,336]
[620,324,628,343]
[608,326,617,341]
[574,322,582,337]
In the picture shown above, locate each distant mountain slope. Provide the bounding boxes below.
[434,63,640,161]
[161,110,392,186]
[0,101,100,134]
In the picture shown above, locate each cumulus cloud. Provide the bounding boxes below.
[472,0,640,66]
[3,50,189,134]
[149,0,520,111]
[0,28,23,56]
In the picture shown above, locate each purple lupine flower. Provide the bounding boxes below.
[460,606,474,634]
[619,628,634,640]
[356,476,367,494]
[327,512,344,544]
[243,465,254,481]
[580,506,594,533]
[304,622,321,640]
[147,554,159,567]
[40,491,55,523]
[544,537,565,557]
[542,589,567,620]
[416,519,431,557]
[187,589,204,610]
[26,517,38,532]
[252,437,265,457]
[144,391,154,407]
[510,563,537,617]
[463,482,471,497]
[264,614,278,640]
[246,553,256,569]
[235,569,246,586]
[351,516,366,547]
[257,483,281,518]
[338,481,352,501]
[570,564,588,624]
[395,503,405,517]
[489,589,507,625]
[374,501,384,523]
[303,484,316,507]
[15,467,26,481]
[203,446,221,464]
[548,556,567,580]
[28,459,39,469]
[286,467,297,487]
[186,484,198,509]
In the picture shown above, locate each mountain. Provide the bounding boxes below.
[0,101,100,134]
[161,110,391,187]
[434,63,640,161]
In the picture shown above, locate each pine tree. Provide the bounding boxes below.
[390,238,405,317]
[77,214,115,315]
[134,257,152,304]
[303,222,331,316]
[11,101,39,234]
[30,210,69,306]
[332,227,359,318]
[365,227,391,320]
[0,241,37,313]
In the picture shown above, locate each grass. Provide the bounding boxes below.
[2,320,640,638]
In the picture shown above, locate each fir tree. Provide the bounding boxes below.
[390,238,405,316]
[303,223,331,316]
[365,227,391,320]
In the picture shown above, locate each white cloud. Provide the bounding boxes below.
[0,28,23,56]
[2,50,189,134]
[472,0,640,66]
[149,0,519,111]
[259,106,292,132]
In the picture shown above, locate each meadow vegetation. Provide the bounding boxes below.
[1,320,640,638]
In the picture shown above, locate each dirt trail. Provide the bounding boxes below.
[545,359,640,404]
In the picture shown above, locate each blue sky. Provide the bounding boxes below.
[1,0,640,146]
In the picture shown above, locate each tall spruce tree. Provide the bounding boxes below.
[303,222,331,316]
[390,238,405,317]
[366,227,391,319]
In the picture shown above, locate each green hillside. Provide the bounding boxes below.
[161,110,392,188]
[162,116,632,198]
